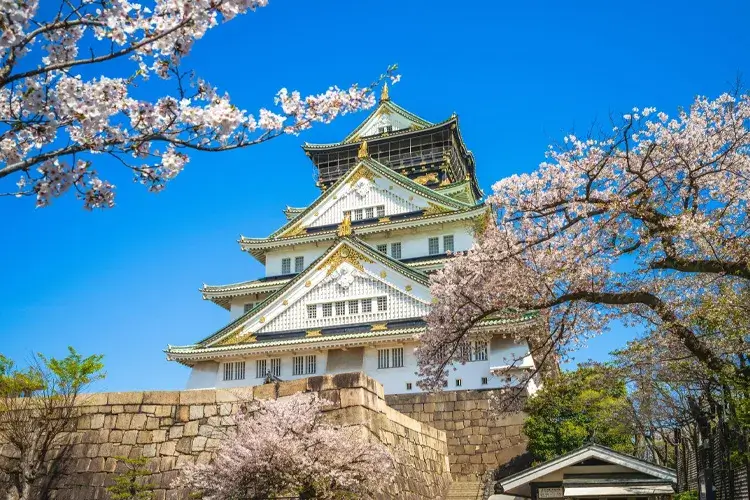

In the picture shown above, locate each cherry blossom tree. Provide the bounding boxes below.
[174,392,395,499]
[0,0,398,209]
[417,90,750,402]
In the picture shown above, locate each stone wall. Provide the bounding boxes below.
[385,390,527,480]
[1,373,451,500]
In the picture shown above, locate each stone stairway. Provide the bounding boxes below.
[445,480,483,499]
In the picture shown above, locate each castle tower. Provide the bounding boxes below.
[166,87,539,395]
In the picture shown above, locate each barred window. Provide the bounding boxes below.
[223,361,245,381]
[270,358,281,377]
[377,349,390,369]
[377,296,388,311]
[362,298,372,313]
[255,359,267,379]
[481,376,488,385]
[365,207,374,219]
[294,256,304,273]
[322,303,333,317]
[305,355,317,374]
[390,242,401,259]
[348,300,359,314]
[443,235,454,253]
[391,348,404,368]
[376,205,385,218]
[281,258,291,274]
[455,378,463,387]
[293,356,304,376]
[406,382,413,390]
[243,303,254,313]
[307,304,317,319]
[353,209,363,221]
[377,243,387,253]
[473,341,488,361]
[428,237,440,255]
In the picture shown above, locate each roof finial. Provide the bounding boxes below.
[337,212,353,237]
[357,140,369,159]
[380,82,390,102]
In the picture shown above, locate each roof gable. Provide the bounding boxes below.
[499,444,677,495]
[342,100,433,144]
[200,237,431,347]
[269,158,473,239]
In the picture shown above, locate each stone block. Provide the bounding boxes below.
[175,437,193,455]
[253,383,277,400]
[189,405,204,420]
[122,430,138,445]
[168,425,183,440]
[131,413,148,430]
[179,390,215,405]
[114,414,133,430]
[142,390,178,405]
[154,405,173,418]
[108,392,144,405]
[78,393,108,406]
[176,406,190,422]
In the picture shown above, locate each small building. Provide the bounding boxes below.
[492,444,677,499]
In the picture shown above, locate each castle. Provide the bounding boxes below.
[165,85,539,397]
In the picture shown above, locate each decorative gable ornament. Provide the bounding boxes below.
[353,177,372,198]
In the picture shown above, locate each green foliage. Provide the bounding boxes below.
[0,347,105,400]
[674,491,699,500]
[523,365,634,463]
[106,456,155,500]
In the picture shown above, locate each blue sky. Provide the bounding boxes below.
[2,0,749,392]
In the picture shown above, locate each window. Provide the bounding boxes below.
[376,205,385,218]
[293,356,304,376]
[293,355,317,375]
[378,125,393,134]
[481,377,488,385]
[392,347,404,368]
[365,207,374,219]
[377,243,387,253]
[390,242,401,259]
[294,256,304,273]
[335,301,346,316]
[377,349,390,369]
[306,355,317,374]
[255,359,267,379]
[406,382,413,391]
[377,296,388,311]
[223,361,246,381]
[281,258,291,274]
[243,303,254,313]
[378,347,403,369]
[322,303,332,317]
[348,300,359,314]
[455,378,463,387]
[428,237,440,255]
[443,235,454,253]
[307,304,317,319]
[472,341,488,362]
[353,208,363,221]
[270,358,281,377]
[362,298,372,313]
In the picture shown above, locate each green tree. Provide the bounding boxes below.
[523,366,634,462]
[0,347,105,500]
[106,456,155,500]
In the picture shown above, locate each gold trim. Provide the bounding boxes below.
[316,244,374,276]
[380,82,390,102]
[379,271,387,278]
[347,163,377,187]
[282,300,288,306]
[357,140,369,159]
[337,212,353,237]
[423,202,452,216]
[281,221,306,238]
[306,330,322,337]
[305,280,312,287]
[378,216,390,223]
[405,285,413,292]
[371,323,388,331]
[414,172,439,185]
[259,316,266,323]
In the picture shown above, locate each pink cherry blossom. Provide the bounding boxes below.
[418,91,750,400]
[174,392,395,499]
[0,1,398,209]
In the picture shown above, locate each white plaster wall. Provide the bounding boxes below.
[310,183,420,228]
[184,334,535,393]
[489,337,533,369]
[360,225,474,260]
[185,361,220,390]
[265,246,327,277]
[229,292,273,321]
